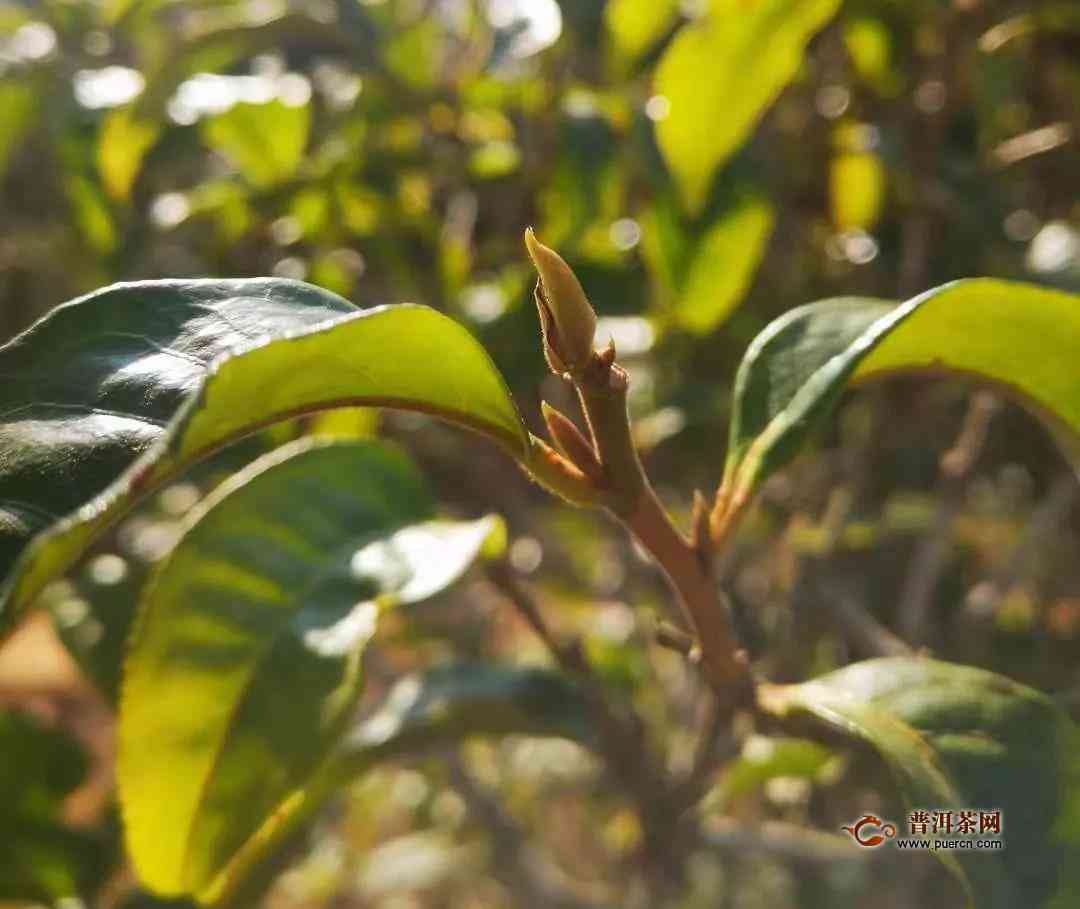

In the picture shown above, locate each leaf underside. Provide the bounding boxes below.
[119,439,501,897]
[761,657,1077,908]
[723,279,1080,513]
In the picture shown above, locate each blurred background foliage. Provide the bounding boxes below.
[1,0,1080,907]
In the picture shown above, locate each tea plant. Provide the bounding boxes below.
[1,233,1079,908]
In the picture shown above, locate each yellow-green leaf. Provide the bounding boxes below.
[718,280,1080,537]
[119,440,500,897]
[655,0,840,212]
[99,108,161,201]
[604,0,680,64]
[201,100,310,189]
[675,195,774,334]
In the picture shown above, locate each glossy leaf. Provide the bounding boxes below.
[655,0,841,212]
[0,279,526,635]
[202,663,591,905]
[119,439,500,897]
[759,658,1077,907]
[718,280,1080,534]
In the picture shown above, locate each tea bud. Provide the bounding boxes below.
[524,228,597,374]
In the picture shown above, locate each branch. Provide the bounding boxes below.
[898,391,998,642]
[448,755,612,909]
[484,562,664,805]
[572,355,751,700]
[519,231,752,703]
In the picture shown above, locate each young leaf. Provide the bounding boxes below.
[759,657,1077,908]
[0,279,526,636]
[655,0,841,212]
[119,439,500,898]
[202,663,591,906]
[717,279,1080,539]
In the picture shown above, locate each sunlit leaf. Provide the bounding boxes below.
[468,140,522,179]
[119,439,501,897]
[655,0,841,212]
[716,280,1080,539]
[0,279,526,637]
[385,20,440,90]
[99,108,160,202]
[202,100,310,189]
[604,0,680,64]
[673,194,774,334]
[829,151,885,230]
[759,658,1078,908]
[843,17,892,84]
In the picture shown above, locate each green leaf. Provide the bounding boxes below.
[119,439,500,898]
[201,100,310,188]
[759,658,1076,908]
[604,0,680,64]
[201,663,591,906]
[711,736,834,807]
[718,279,1080,536]
[673,195,775,334]
[0,80,37,179]
[99,108,161,201]
[65,174,117,254]
[655,0,841,212]
[0,279,526,636]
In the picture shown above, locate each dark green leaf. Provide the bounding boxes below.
[118,439,500,898]
[0,279,526,636]
[759,657,1077,908]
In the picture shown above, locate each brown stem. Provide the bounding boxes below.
[574,355,751,701]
